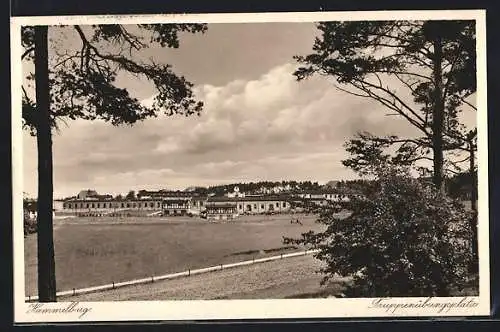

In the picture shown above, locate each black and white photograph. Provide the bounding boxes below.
[11,10,489,322]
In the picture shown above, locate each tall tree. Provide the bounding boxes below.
[33,26,57,301]
[21,23,207,301]
[294,20,476,192]
[126,190,136,200]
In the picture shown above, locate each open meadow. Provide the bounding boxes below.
[24,213,328,296]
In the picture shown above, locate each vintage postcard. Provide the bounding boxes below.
[11,10,490,323]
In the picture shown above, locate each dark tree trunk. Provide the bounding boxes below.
[468,136,478,272]
[469,140,477,212]
[35,25,57,302]
[432,34,445,193]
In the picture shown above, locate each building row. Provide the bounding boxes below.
[205,195,292,221]
[58,186,359,220]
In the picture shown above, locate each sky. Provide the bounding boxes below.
[21,22,477,198]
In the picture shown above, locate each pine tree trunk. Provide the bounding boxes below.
[432,34,445,193]
[469,138,478,272]
[469,140,477,212]
[35,25,57,302]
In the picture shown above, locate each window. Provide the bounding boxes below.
[283,202,286,208]
[254,204,257,209]
[133,203,136,208]
[86,203,89,208]
[239,204,243,210]
[150,202,154,208]
[276,202,279,208]
[121,203,125,208]
[97,203,100,208]
[91,203,95,208]
[127,203,130,208]
[261,204,264,209]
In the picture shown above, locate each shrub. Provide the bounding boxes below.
[24,210,37,236]
[284,168,476,297]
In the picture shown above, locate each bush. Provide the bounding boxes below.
[24,210,37,236]
[285,168,476,297]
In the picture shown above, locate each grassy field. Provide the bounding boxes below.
[24,213,328,296]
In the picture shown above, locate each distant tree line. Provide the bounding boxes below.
[335,173,477,202]
[204,181,322,196]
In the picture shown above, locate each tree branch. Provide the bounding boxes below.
[352,78,429,135]
[332,83,372,98]
[376,70,432,81]
[460,97,477,111]
[405,156,434,163]
[22,47,35,60]
[393,72,419,95]
[22,85,32,102]
[118,25,146,56]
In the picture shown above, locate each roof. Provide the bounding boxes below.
[136,190,194,198]
[163,199,190,205]
[206,200,237,206]
[207,195,291,202]
[78,189,98,196]
[206,203,237,209]
[192,196,208,201]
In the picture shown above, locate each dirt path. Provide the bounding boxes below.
[62,255,346,301]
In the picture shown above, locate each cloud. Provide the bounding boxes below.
[171,62,420,156]
[23,62,434,198]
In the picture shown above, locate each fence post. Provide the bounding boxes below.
[220,264,223,270]
[73,288,76,296]
[188,269,191,276]
[112,281,115,289]
[151,276,154,283]
[281,253,283,259]
[28,295,30,301]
